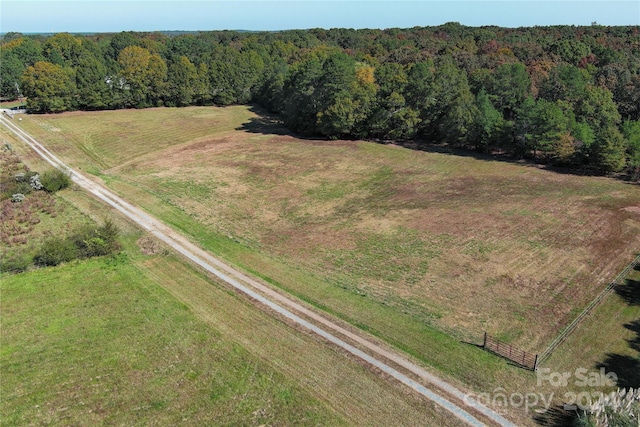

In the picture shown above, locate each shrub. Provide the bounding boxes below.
[40,169,71,193]
[0,253,31,273]
[1,179,32,200]
[34,237,78,266]
[83,237,110,257]
[97,219,120,250]
[68,220,121,258]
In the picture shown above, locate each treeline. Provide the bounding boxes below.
[1,24,639,175]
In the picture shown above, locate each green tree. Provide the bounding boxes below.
[21,61,76,113]
[208,47,265,105]
[622,120,640,179]
[423,57,477,146]
[75,53,112,110]
[315,51,358,138]
[106,31,141,61]
[282,50,325,134]
[118,45,167,107]
[368,91,420,140]
[167,56,198,106]
[0,51,25,99]
[193,62,212,105]
[577,85,621,131]
[472,89,504,151]
[350,63,378,138]
[40,168,71,192]
[539,64,590,103]
[551,39,590,65]
[531,99,572,159]
[405,60,436,136]
[10,37,44,67]
[147,52,168,106]
[593,125,627,173]
[440,84,478,147]
[488,62,530,118]
[43,33,82,66]
[367,61,422,140]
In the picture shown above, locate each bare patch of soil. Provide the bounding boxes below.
[137,235,167,256]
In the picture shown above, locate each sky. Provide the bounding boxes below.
[1,0,639,33]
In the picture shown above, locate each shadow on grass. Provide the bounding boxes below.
[533,405,579,426]
[596,352,640,389]
[593,277,640,389]
[235,112,291,136]
[234,105,640,182]
[596,319,640,389]
[628,319,640,353]
[615,277,640,306]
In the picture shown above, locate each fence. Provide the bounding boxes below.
[483,332,538,370]
[536,253,640,367]
[3,109,27,119]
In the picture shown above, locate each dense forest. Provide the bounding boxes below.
[1,24,639,176]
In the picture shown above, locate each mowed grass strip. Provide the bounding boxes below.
[1,258,336,426]
[0,249,463,426]
[17,107,252,173]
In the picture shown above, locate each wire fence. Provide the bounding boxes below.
[536,254,640,368]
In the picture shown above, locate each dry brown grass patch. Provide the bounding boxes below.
[19,106,640,353]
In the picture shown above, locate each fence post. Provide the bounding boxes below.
[483,332,487,348]
[533,355,538,371]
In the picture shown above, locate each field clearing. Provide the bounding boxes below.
[0,131,461,425]
[17,106,640,350]
[10,106,640,424]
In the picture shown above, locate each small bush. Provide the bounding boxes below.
[84,237,110,257]
[34,237,78,266]
[70,220,121,258]
[0,253,31,273]
[1,180,32,200]
[97,219,120,250]
[40,169,71,193]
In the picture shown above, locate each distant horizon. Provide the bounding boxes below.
[1,1,639,34]
[2,21,640,38]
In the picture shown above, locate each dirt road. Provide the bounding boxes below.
[1,112,517,427]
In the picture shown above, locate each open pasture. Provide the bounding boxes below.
[2,245,462,426]
[17,105,640,360]
[0,129,461,425]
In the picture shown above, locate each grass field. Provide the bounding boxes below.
[0,187,462,427]
[17,106,640,348]
[2,248,467,426]
[7,106,640,424]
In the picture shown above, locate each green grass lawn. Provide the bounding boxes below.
[1,247,463,426]
[1,257,339,426]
